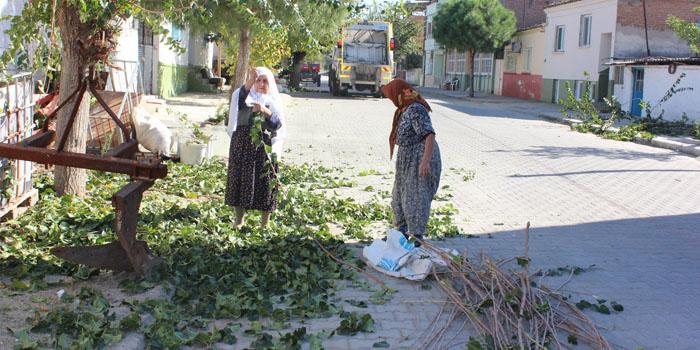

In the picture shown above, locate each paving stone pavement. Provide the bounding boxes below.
[276,91,700,349]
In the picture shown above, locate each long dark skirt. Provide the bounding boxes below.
[225,125,277,211]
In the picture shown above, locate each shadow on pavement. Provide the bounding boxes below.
[489,145,685,162]
[442,213,700,348]
[509,168,700,177]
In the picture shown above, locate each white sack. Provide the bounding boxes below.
[133,108,173,156]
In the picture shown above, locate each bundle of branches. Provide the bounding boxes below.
[420,223,611,350]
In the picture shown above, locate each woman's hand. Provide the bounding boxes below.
[252,102,272,118]
[419,160,430,177]
[419,133,435,177]
[245,68,258,91]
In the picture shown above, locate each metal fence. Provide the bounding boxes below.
[0,72,35,208]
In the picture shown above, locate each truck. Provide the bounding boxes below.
[329,21,394,97]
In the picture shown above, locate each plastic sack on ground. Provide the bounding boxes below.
[362,229,457,281]
[133,107,173,156]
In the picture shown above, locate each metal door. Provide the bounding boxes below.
[631,68,644,117]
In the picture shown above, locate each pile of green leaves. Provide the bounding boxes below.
[564,72,698,141]
[1,159,464,348]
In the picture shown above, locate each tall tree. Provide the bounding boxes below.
[433,0,515,97]
[668,7,700,53]
[1,1,190,196]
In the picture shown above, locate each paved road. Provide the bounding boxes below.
[280,91,700,349]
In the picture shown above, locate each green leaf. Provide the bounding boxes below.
[9,279,29,291]
[516,257,530,267]
[119,312,141,331]
[8,328,38,349]
[611,302,624,312]
[373,340,390,348]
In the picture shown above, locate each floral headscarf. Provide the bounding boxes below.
[382,79,431,158]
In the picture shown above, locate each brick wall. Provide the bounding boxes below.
[501,0,548,30]
[617,0,699,30]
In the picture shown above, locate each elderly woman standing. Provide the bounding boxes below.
[226,67,286,228]
[382,79,441,244]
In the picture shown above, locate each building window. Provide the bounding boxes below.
[474,53,493,75]
[555,25,565,52]
[579,15,592,47]
[524,48,532,72]
[427,22,432,38]
[447,50,466,74]
[613,66,624,84]
[505,53,517,73]
[171,23,182,41]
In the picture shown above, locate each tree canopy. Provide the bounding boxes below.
[433,0,515,53]
[667,7,700,54]
[433,0,515,96]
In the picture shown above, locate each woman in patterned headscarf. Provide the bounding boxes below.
[225,67,286,228]
[382,79,442,244]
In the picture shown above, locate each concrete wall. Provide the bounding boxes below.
[614,0,698,58]
[615,25,695,58]
[108,18,139,93]
[614,65,700,121]
[188,30,213,69]
[543,0,617,81]
[502,27,546,100]
[156,21,190,98]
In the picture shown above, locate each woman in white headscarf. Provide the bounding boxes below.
[225,67,286,228]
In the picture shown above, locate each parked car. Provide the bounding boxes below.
[300,63,321,86]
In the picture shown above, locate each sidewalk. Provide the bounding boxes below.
[418,87,700,158]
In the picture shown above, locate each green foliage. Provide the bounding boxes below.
[1,160,464,347]
[335,312,375,335]
[27,287,122,349]
[0,1,186,76]
[575,299,624,315]
[172,109,212,145]
[208,103,230,125]
[433,0,516,53]
[1,160,15,200]
[535,264,596,277]
[564,72,698,141]
[667,7,700,53]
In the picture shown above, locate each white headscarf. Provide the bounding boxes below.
[227,67,287,158]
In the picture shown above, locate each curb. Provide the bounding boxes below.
[538,113,700,158]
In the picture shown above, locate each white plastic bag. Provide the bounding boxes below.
[363,229,457,281]
[133,108,173,156]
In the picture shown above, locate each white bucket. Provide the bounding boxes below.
[179,142,208,165]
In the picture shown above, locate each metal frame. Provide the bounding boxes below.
[0,66,167,274]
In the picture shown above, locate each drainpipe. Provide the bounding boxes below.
[642,0,651,56]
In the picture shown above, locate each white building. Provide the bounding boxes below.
[609,58,700,121]
[423,1,445,88]
[542,0,617,103]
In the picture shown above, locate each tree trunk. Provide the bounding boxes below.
[230,25,251,97]
[54,3,90,196]
[289,51,306,88]
[469,49,476,98]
